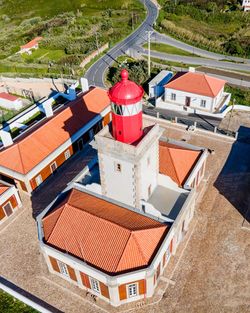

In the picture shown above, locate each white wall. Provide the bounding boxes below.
[164,88,219,112]
[139,141,158,201]
[0,98,23,110]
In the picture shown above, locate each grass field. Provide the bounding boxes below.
[157,1,250,57]
[0,0,145,77]
[143,43,198,57]
[0,290,37,313]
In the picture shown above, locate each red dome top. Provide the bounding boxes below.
[108,69,144,105]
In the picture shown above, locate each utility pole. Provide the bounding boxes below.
[95,32,100,54]
[146,30,154,77]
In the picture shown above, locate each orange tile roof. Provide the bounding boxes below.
[165,72,226,98]
[21,37,43,50]
[0,88,110,174]
[43,189,168,274]
[0,184,9,195]
[0,92,19,102]
[159,141,201,186]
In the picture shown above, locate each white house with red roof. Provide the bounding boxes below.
[0,83,111,194]
[0,92,23,110]
[242,0,250,11]
[37,70,208,307]
[161,70,231,113]
[19,37,43,54]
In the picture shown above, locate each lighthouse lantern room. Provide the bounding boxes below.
[108,69,144,144]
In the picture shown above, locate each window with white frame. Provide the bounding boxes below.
[90,277,100,293]
[64,149,71,160]
[200,99,206,107]
[57,260,69,277]
[35,174,43,186]
[171,93,176,101]
[127,283,138,298]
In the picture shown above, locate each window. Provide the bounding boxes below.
[57,260,69,277]
[115,162,122,172]
[35,174,43,186]
[165,245,171,264]
[90,277,100,293]
[171,93,176,101]
[64,149,71,160]
[127,283,138,298]
[50,161,57,173]
[3,202,13,217]
[200,100,206,107]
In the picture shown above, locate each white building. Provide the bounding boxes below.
[148,70,173,98]
[36,70,208,307]
[19,37,43,55]
[242,0,250,11]
[0,92,23,110]
[162,70,231,113]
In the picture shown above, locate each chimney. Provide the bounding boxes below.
[189,67,196,73]
[0,129,13,147]
[80,78,89,93]
[42,98,54,118]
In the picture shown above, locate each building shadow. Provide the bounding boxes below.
[214,126,250,223]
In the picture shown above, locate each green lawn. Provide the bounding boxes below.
[157,1,250,57]
[143,43,198,57]
[0,0,145,77]
[150,57,199,69]
[0,290,37,313]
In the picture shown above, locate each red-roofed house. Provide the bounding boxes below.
[20,37,43,54]
[0,87,111,194]
[163,71,231,113]
[0,92,23,110]
[0,181,22,225]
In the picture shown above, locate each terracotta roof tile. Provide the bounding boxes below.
[0,92,19,102]
[0,184,9,196]
[0,87,110,174]
[165,72,226,98]
[159,141,201,186]
[21,37,43,50]
[43,189,168,274]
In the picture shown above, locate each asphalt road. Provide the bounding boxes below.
[153,32,250,64]
[140,48,250,72]
[84,0,158,88]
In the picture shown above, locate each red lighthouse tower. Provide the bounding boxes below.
[108,69,144,144]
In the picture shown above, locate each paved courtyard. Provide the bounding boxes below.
[0,113,250,313]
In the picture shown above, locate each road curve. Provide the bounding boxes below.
[153,32,250,64]
[84,0,158,88]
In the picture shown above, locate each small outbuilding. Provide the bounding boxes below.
[0,92,23,110]
[148,70,173,99]
[20,37,43,54]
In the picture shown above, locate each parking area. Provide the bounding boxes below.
[0,114,249,313]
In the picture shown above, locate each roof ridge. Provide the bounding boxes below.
[114,231,134,271]
[45,204,67,242]
[203,73,216,97]
[16,143,26,174]
[131,231,148,264]
[167,147,181,185]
